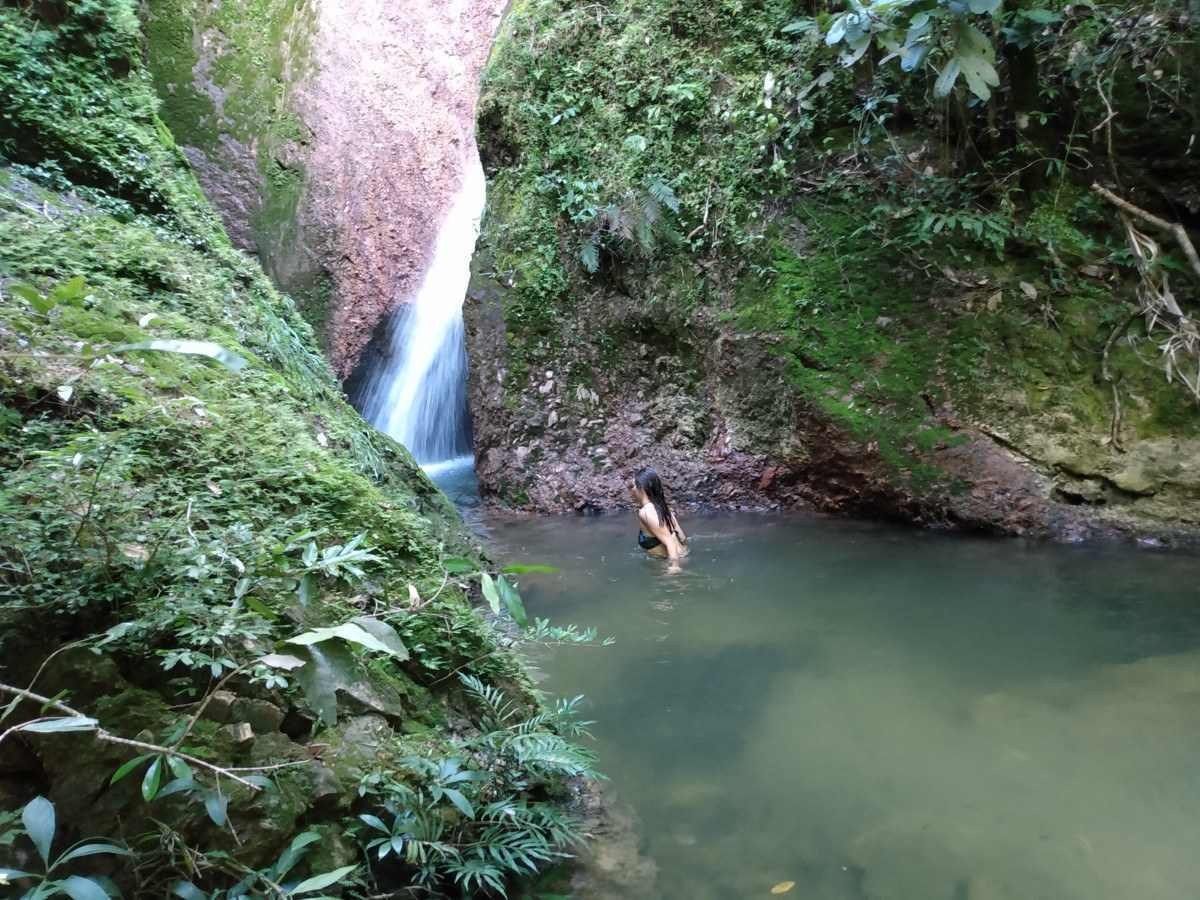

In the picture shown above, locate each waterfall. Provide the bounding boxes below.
[352,155,485,466]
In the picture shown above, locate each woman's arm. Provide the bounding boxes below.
[638,508,682,560]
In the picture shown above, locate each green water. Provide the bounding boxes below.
[486,512,1200,900]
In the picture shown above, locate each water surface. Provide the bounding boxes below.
[486,512,1200,900]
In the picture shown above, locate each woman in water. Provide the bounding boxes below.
[632,468,688,571]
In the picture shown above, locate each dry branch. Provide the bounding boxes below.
[0,682,304,792]
[1091,183,1200,280]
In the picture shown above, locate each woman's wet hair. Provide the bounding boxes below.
[634,467,677,536]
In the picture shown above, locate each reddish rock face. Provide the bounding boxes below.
[152,0,506,377]
[297,0,507,377]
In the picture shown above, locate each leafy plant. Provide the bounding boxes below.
[171,830,357,899]
[579,176,683,273]
[351,676,595,897]
[1,795,131,899]
[819,0,1005,100]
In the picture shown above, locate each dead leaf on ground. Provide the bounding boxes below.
[770,882,796,895]
[1019,281,1038,300]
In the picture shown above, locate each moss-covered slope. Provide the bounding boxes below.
[0,3,585,894]
[467,0,1200,540]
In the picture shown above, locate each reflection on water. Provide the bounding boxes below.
[486,512,1200,900]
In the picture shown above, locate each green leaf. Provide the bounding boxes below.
[290,643,355,725]
[1022,7,1060,23]
[22,796,55,866]
[297,572,316,606]
[287,622,404,657]
[497,576,528,628]
[272,830,322,882]
[441,788,475,819]
[480,572,501,616]
[967,0,1001,12]
[839,33,871,66]
[8,283,42,304]
[50,276,87,305]
[245,596,277,619]
[156,777,195,799]
[934,57,961,97]
[645,177,680,215]
[110,753,154,785]
[960,52,999,100]
[442,556,476,575]
[52,842,131,868]
[10,283,57,314]
[259,653,306,671]
[358,814,389,833]
[59,875,111,900]
[18,716,97,733]
[501,563,559,575]
[109,340,247,373]
[141,757,163,802]
[204,791,229,827]
[782,17,815,34]
[167,757,193,781]
[171,882,208,900]
[580,234,600,274]
[0,867,36,880]
[825,13,848,44]
[622,134,648,153]
[289,864,358,894]
[348,617,409,660]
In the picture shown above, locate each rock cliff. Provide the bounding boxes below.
[143,0,505,373]
[465,0,1200,543]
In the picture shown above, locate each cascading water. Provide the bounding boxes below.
[351,155,485,476]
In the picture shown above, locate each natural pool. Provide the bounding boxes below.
[484,511,1200,900]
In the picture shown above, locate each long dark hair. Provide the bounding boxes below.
[634,468,677,536]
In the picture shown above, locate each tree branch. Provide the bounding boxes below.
[1091,183,1200,280]
[0,682,299,793]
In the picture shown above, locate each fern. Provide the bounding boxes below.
[446,857,507,895]
[645,175,681,214]
[577,177,684,273]
[580,233,601,273]
[355,679,593,895]
[507,733,597,777]
[460,673,521,728]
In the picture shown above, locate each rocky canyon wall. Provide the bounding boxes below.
[143,0,506,374]
[464,0,1200,544]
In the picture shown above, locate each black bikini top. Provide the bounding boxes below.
[638,529,662,550]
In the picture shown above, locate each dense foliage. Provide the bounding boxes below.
[475,0,1198,515]
[0,2,595,896]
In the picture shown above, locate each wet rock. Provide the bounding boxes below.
[224,722,254,745]
[232,697,285,733]
[567,780,658,899]
[202,690,238,723]
[318,714,395,784]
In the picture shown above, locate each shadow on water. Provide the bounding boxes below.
[486,511,1200,900]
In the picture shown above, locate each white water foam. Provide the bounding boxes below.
[358,154,486,464]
